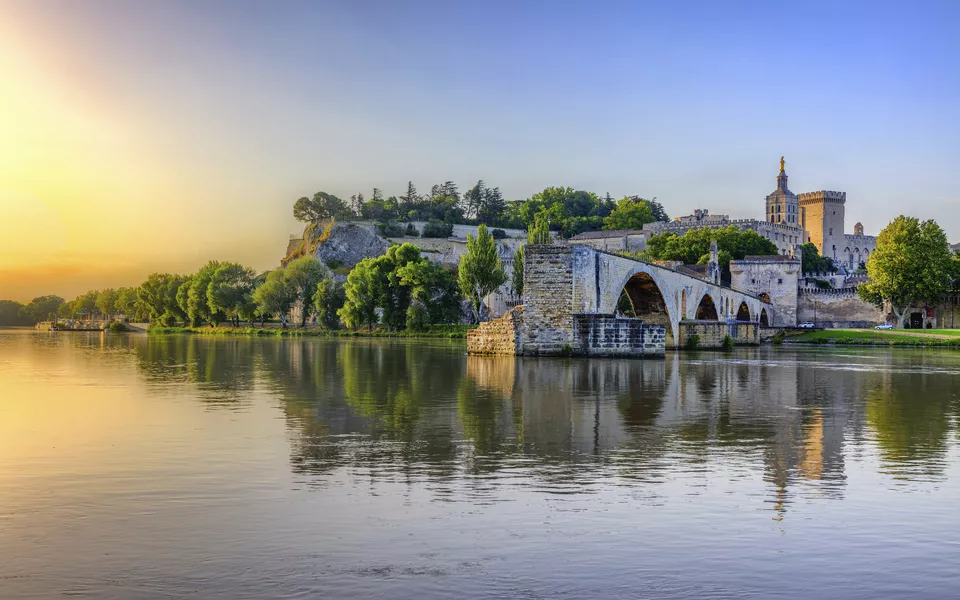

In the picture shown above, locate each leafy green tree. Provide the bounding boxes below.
[96,289,119,319]
[800,242,834,273]
[462,180,487,220]
[478,186,506,225]
[313,278,346,329]
[857,216,954,328]
[401,181,420,213]
[283,256,330,326]
[458,224,507,322]
[603,197,655,231]
[207,262,257,326]
[253,268,295,327]
[339,259,380,330]
[187,262,226,327]
[512,245,525,297]
[528,213,552,244]
[644,226,778,280]
[114,287,141,320]
[0,300,30,326]
[397,259,462,328]
[637,197,669,222]
[137,274,187,326]
[293,192,353,223]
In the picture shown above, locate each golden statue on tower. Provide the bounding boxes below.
[780,156,785,174]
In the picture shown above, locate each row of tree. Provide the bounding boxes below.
[293,182,670,238]
[9,223,512,331]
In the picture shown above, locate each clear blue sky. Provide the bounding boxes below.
[1,0,958,299]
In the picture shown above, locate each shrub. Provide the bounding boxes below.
[721,334,734,350]
[491,228,507,239]
[405,223,419,237]
[685,334,700,350]
[422,219,454,238]
[772,330,785,345]
[378,220,405,237]
[108,321,130,332]
[559,343,573,356]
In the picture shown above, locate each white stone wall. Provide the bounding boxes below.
[729,258,800,326]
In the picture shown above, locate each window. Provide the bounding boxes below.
[829,228,833,235]
[778,278,783,284]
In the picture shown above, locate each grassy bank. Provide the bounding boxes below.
[786,329,960,347]
[147,324,476,339]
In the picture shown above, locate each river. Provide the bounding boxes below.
[1,330,958,599]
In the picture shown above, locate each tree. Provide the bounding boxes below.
[463,180,487,220]
[458,224,507,322]
[185,262,226,326]
[0,300,30,326]
[478,186,506,225]
[528,213,552,245]
[207,262,257,326]
[283,256,330,326]
[293,192,352,223]
[635,197,669,222]
[644,226,778,281]
[512,245,525,297]
[603,197,655,231]
[20,295,64,323]
[397,259,462,329]
[138,274,187,326]
[339,259,380,330]
[115,287,142,320]
[857,216,954,328]
[313,278,346,329]
[800,242,834,274]
[96,289,119,319]
[253,268,295,328]
[401,181,419,212]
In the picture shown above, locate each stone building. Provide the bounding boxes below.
[729,255,801,326]
[647,158,875,266]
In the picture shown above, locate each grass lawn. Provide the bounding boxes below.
[787,328,960,346]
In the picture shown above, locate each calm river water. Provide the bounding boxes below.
[1,330,959,599]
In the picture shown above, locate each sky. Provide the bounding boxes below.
[1,0,958,302]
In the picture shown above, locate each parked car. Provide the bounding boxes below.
[798,322,816,329]
[875,323,893,330]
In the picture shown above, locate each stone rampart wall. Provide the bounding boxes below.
[572,314,665,357]
[797,293,886,328]
[678,321,759,348]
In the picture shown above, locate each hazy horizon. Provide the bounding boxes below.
[2,0,958,302]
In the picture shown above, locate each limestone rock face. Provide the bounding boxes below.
[311,222,389,269]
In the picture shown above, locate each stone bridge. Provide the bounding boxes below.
[467,244,775,356]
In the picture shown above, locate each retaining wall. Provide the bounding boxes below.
[678,320,759,348]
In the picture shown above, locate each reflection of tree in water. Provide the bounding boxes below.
[131,335,254,405]
[866,371,954,478]
[126,335,960,507]
[259,340,467,478]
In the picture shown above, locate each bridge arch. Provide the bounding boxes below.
[759,308,769,327]
[736,301,751,322]
[695,294,719,321]
[613,269,677,347]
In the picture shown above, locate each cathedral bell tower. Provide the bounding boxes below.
[765,157,800,226]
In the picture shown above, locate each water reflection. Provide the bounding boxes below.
[124,336,960,511]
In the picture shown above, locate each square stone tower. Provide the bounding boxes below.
[798,190,846,262]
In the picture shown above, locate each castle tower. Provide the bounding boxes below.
[798,190,846,261]
[765,157,800,225]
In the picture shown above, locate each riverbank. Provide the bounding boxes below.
[147,324,476,339]
[786,328,960,347]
